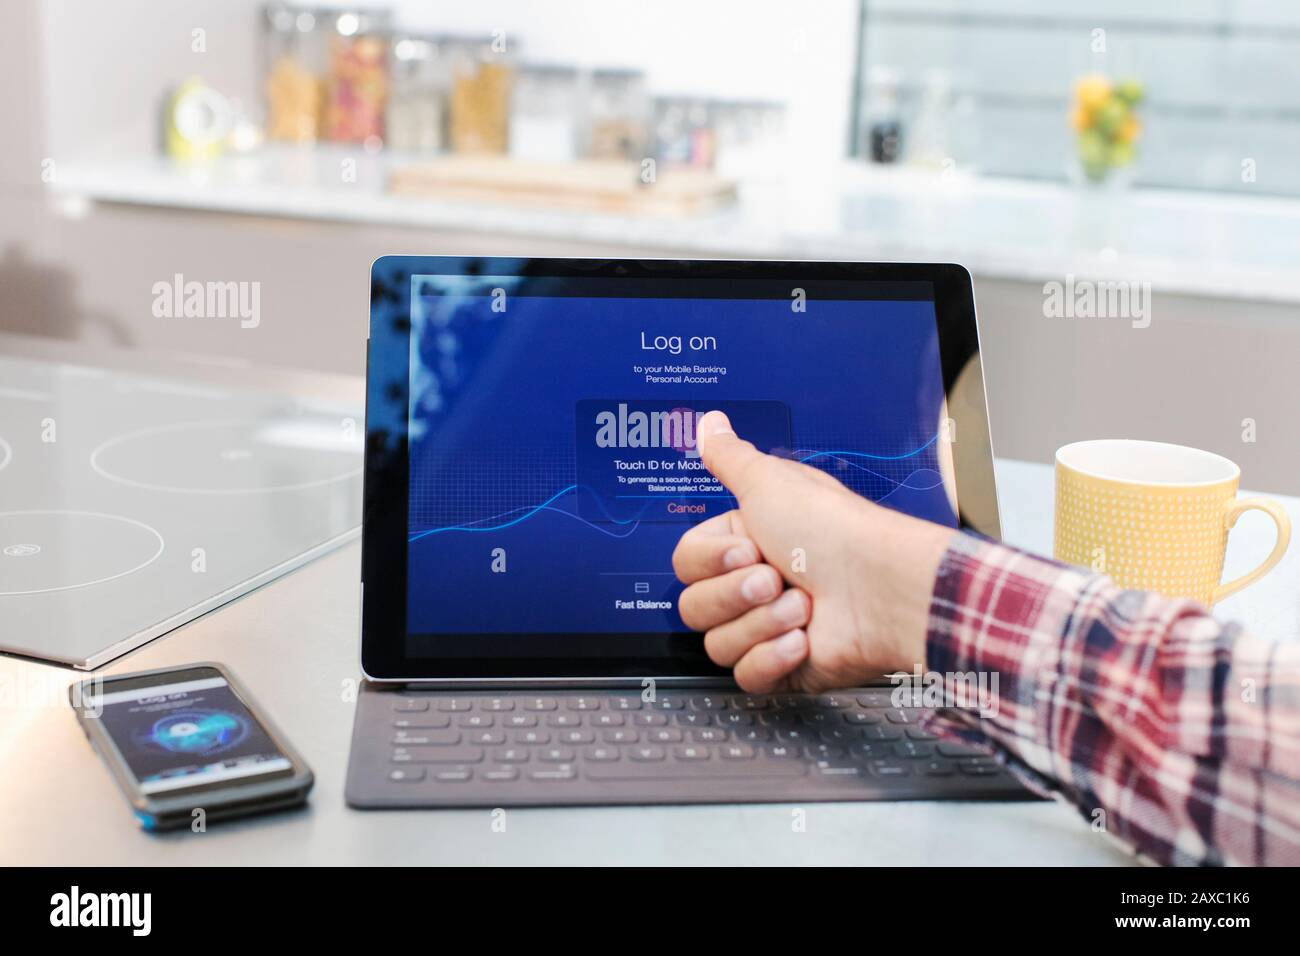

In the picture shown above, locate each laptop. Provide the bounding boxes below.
[345,256,1027,807]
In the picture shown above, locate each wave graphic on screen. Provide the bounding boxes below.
[409,433,944,541]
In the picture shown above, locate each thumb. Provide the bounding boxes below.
[696,410,777,501]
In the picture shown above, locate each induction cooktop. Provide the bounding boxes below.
[0,355,362,668]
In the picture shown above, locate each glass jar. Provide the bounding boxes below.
[264,4,326,143]
[386,34,447,153]
[323,8,393,148]
[446,35,514,155]
[587,68,649,160]
[509,65,581,163]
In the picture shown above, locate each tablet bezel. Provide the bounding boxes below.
[361,257,998,682]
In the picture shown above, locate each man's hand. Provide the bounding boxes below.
[672,411,956,693]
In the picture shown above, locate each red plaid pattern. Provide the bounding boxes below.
[924,532,1300,866]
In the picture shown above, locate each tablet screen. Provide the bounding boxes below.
[402,276,956,639]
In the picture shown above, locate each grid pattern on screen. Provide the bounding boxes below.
[409,446,578,530]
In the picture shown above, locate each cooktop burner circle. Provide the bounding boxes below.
[0,510,165,596]
[89,418,362,494]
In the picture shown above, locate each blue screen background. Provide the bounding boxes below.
[406,286,955,634]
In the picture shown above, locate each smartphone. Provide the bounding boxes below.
[70,662,313,831]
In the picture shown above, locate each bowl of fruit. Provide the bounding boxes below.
[1070,74,1143,186]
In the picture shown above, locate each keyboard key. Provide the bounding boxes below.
[393,698,430,713]
[856,691,892,708]
[721,744,755,760]
[391,746,484,764]
[592,713,625,727]
[559,729,595,745]
[736,695,772,710]
[483,767,520,782]
[567,697,601,711]
[869,761,911,778]
[393,714,451,730]
[650,696,685,710]
[843,710,881,725]
[548,713,582,727]
[523,697,558,711]
[468,731,505,746]
[458,714,494,728]
[849,741,894,760]
[690,695,726,711]
[884,709,916,724]
[540,748,575,763]
[388,768,425,782]
[895,741,935,759]
[505,714,538,728]
[603,729,638,744]
[648,728,683,743]
[717,712,754,726]
[937,742,985,758]
[435,767,473,782]
[391,730,461,746]
[608,697,642,711]
[585,746,620,762]
[436,698,472,712]
[633,713,668,727]
[675,745,711,760]
[906,727,939,740]
[530,765,577,781]
[691,728,728,743]
[805,743,845,760]
[493,748,529,763]
[817,727,853,743]
[922,759,955,776]
[631,746,666,762]
[674,712,712,727]
[816,761,862,777]
[585,758,806,780]
[482,698,514,712]
[736,728,771,742]
[513,730,550,745]
[775,728,811,743]
[763,744,801,759]
[817,695,852,709]
[862,725,903,741]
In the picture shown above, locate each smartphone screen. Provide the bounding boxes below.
[86,671,292,794]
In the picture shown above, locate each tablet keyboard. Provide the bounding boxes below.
[345,685,1032,807]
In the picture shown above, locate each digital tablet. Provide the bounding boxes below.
[362,257,999,682]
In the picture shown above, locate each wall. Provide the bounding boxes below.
[3,0,1299,497]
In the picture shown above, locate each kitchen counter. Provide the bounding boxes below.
[4,446,1296,865]
[50,150,1300,305]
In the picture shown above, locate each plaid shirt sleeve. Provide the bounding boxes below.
[923,532,1300,866]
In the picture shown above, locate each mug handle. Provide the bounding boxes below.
[1212,498,1292,604]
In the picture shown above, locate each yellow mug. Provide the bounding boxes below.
[1054,439,1291,605]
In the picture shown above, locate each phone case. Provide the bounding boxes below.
[70,661,314,830]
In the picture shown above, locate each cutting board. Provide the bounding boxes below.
[388,156,737,218]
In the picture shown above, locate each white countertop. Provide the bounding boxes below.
[3,455,1296,866]
[50,150,1300,305]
